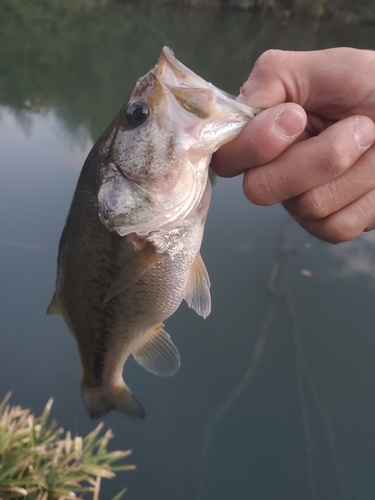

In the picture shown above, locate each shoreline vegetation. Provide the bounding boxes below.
[141,0,375,23]
[2,0,374,148]
[0,394,134,500]
[2,0,374,22]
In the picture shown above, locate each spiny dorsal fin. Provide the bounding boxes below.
[132,324,180,376]
[46,292,63,318]
[184,253,211,319]
[104,243,165,303]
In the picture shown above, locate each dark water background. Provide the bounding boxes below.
[1,3,375,499]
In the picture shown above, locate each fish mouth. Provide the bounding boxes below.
[155,47,260,119]
[155,47,210,90]
[155,47,217,124]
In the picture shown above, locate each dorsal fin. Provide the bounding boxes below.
[104,243,166,303]
[132,324,180,376]
[46,292,63,318]
[184,253,211,319]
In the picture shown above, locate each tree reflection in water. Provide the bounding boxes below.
[196,216,348,500]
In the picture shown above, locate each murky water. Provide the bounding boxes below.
[1,3,375,499]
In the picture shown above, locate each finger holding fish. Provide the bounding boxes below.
[212,48,375,243]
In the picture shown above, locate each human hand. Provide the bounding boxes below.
[211,48,375,243]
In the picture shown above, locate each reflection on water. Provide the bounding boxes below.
[197,216,351,500]
[2,2,375,499]
[329,232,375,283]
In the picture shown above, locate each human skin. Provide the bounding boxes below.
[211,48,375,244]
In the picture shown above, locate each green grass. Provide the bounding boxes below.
[0,394,134,500]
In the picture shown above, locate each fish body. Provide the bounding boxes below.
[48,47,259,419]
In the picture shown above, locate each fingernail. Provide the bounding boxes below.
[276,108,305,138]
[353,118,375,149]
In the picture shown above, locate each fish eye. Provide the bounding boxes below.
[126,101,149,128]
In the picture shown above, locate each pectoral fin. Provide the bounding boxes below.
[104,243,165,303]
[184,253,211,319]
[46,292,63,318]
[132,324,180,376]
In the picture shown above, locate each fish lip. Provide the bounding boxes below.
[160,47,198,79]
[155,46,207,89]
[158,47,191,80]
[155,47,261,120]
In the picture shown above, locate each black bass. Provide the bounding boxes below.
[47,47,259,419]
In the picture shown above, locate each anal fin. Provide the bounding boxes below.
[46,292,63,318]
[184,252,211,319]
[132,324,180,376]
[104,243,166,303]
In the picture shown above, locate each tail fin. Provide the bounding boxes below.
[81,381,145,419]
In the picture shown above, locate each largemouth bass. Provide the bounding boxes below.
[47,47,259,419]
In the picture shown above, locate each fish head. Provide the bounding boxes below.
[98,47,258,236]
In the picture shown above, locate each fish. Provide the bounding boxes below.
[47,47,259,419]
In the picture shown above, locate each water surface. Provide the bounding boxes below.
[1,4,375,499]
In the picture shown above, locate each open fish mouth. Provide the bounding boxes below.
[156,47,261,119]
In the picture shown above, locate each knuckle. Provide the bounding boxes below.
[255,49,283,67]
[319,140,350,178]
[323,217,362,244]
[243,168,277,206]
[297,190,330,219]
[252,50,288,78]
[296,181,343,220]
